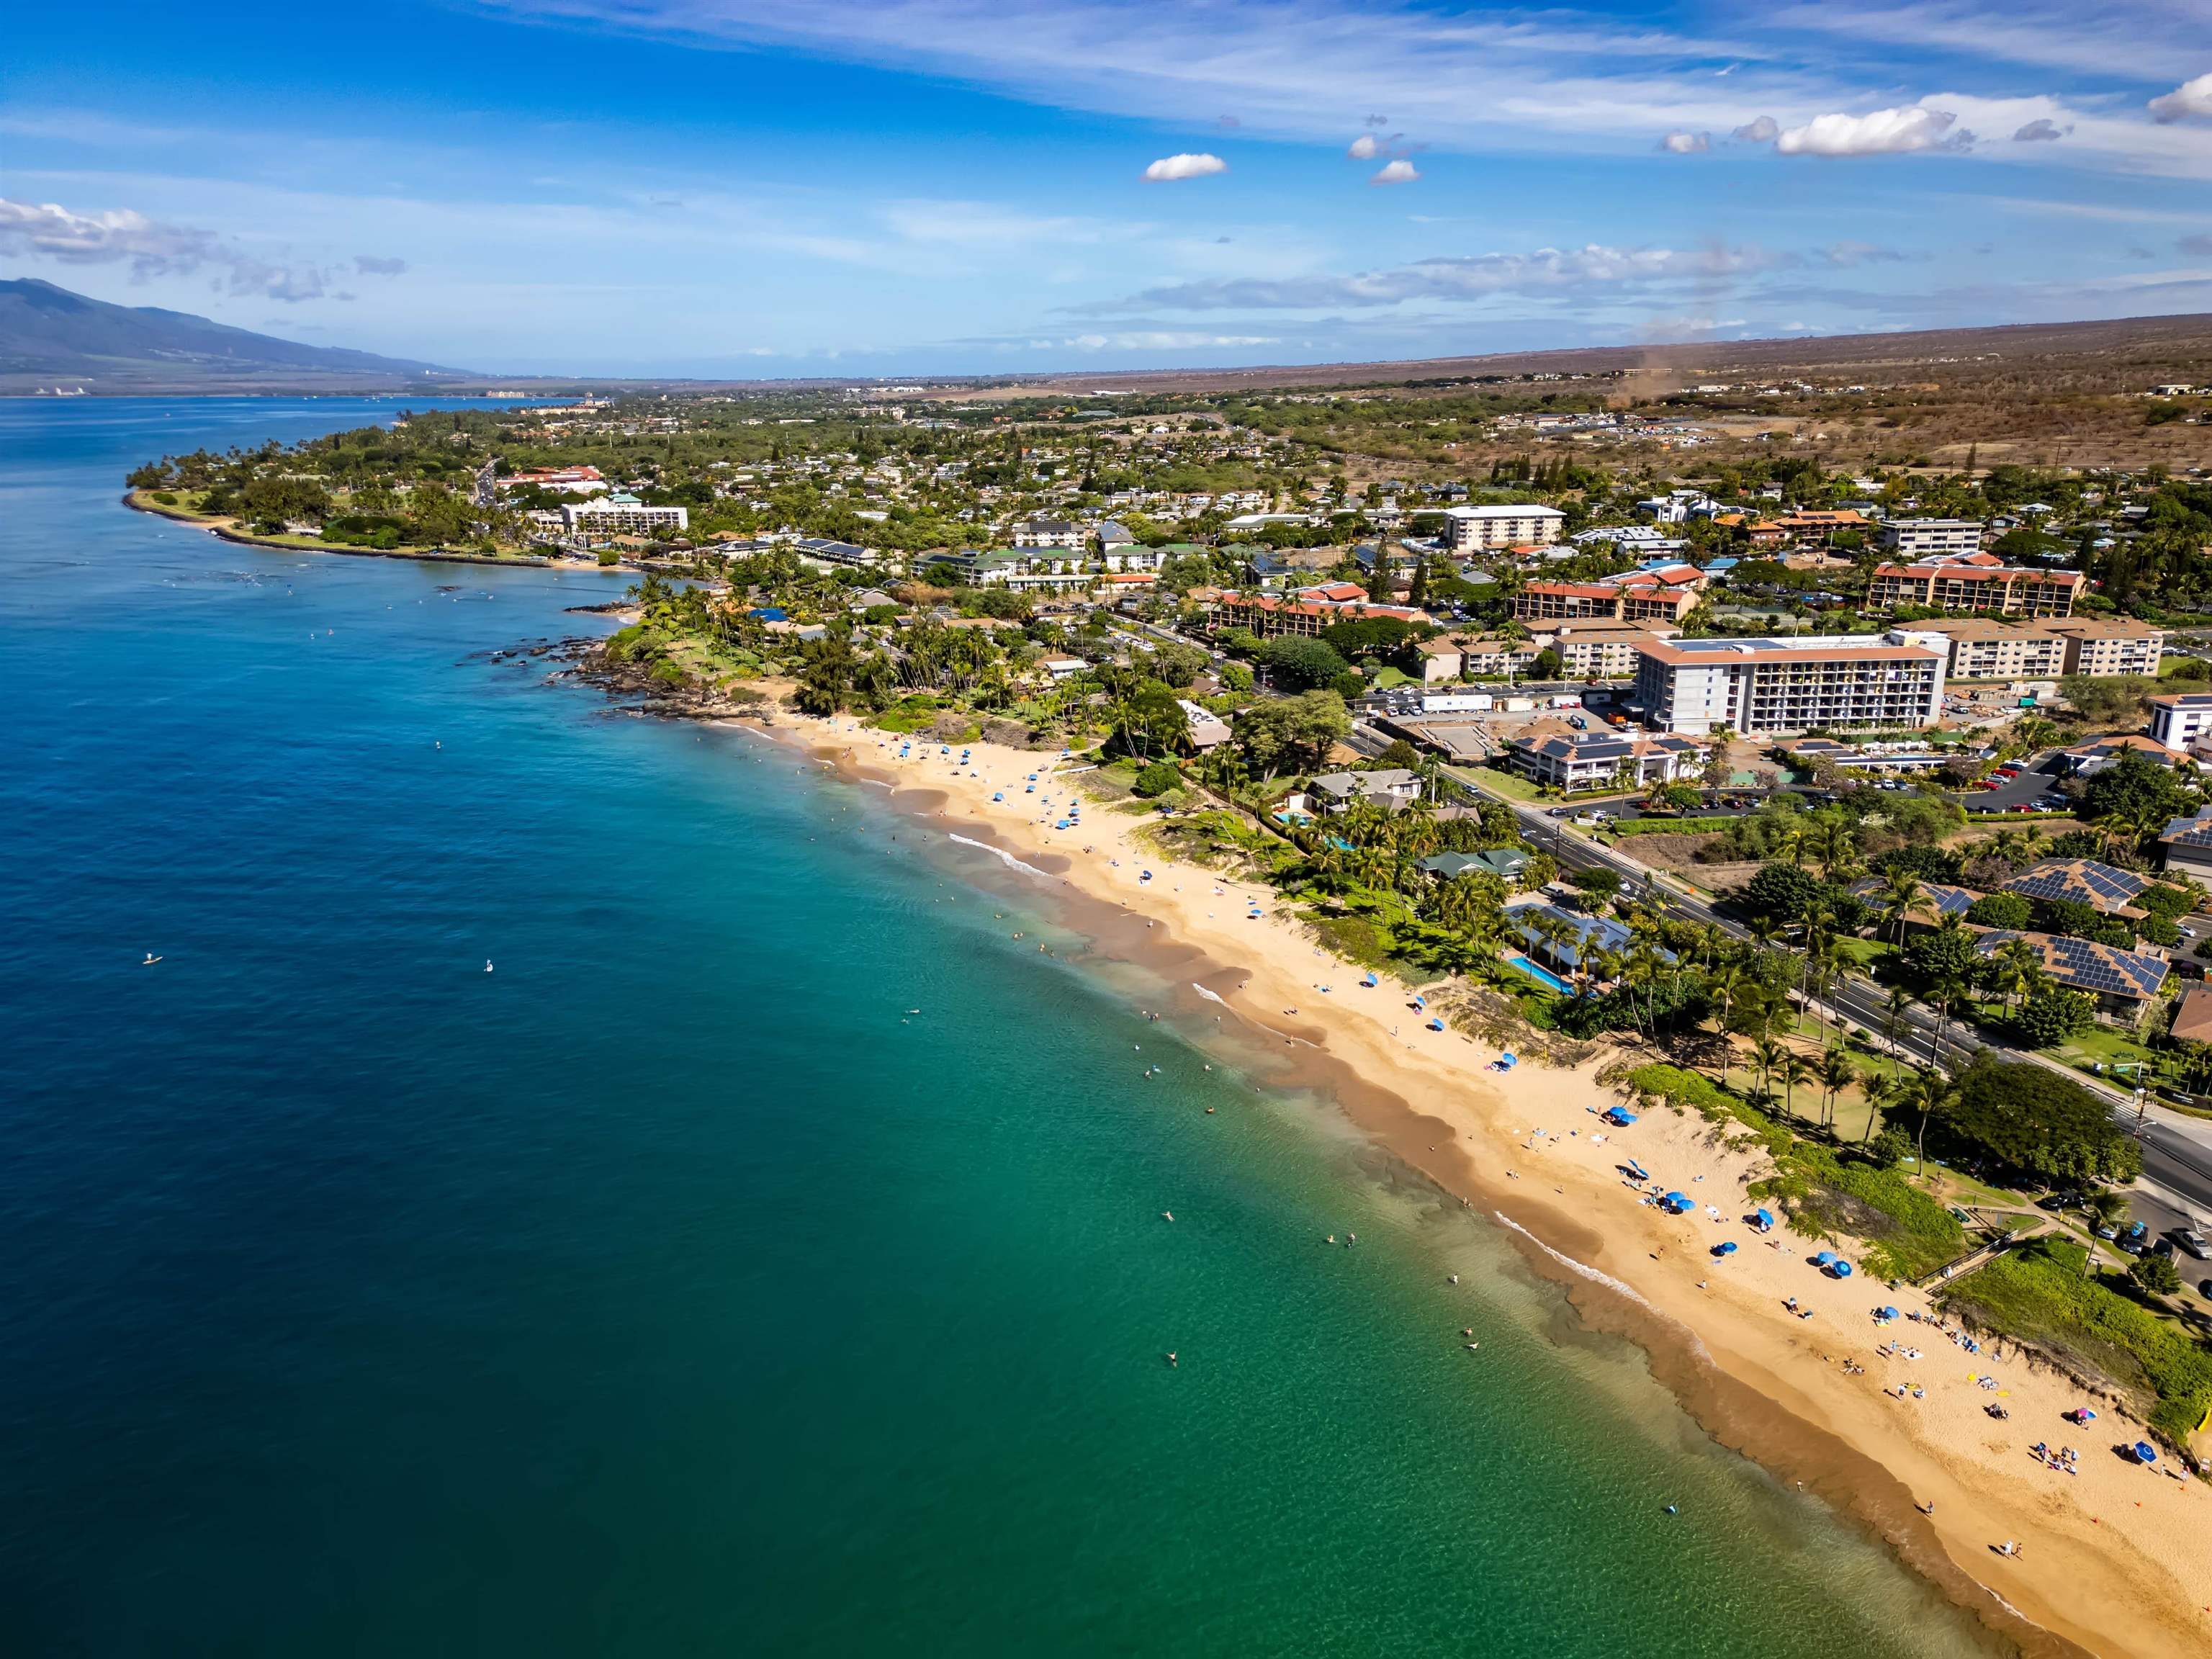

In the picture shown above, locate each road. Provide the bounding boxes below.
[1441,758,2212,1220]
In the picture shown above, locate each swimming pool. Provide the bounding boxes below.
[1505,953,1575,994]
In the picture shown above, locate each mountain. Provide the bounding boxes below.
[0,279,474,393]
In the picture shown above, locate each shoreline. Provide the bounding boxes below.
[770,711,2208,1659]
[121,490,576,570]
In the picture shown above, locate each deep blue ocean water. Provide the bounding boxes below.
[0,398,2000,1656]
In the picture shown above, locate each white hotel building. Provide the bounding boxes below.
[1440,503,1565,552]
[1633,633,1947,736]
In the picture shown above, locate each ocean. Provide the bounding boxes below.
[0,397,2002,1656]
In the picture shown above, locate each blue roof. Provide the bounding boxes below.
[2002,858,2149,913]
[1505,902,1673,974]
[747,606,788,621]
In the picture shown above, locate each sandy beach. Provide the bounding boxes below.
[781,717,2211,1659]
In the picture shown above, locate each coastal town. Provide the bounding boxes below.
[123,361,2212,1646]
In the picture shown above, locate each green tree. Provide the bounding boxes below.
[1131,760,1182,797]
[1938,1052,2144,1186]
[2079,749,2185,828]
[2129,1254,2182,1298]
[2010,984,2095,1048]
[1256,635,1351,692]
[1233,691,1352,778]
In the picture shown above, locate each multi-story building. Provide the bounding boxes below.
[1632,633,1947,736]
[1868,552,2080,617]
[1205,590,1427,639]
[1440,503,1565,552]
[1544,620,1679,679]
[1012,518,1085,549]
[1509,577,1697,626]
[561,494,688,536]
[2046,618,2166,678]
[2149,692,2212,752]
[1899,619,2067,680]
[1879,518,1984,559]
[1508,731,1701,791]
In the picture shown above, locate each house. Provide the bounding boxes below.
[1040,656,1091,682]
[1970,930,2168,1015]
[1177,699,1232,750]
[1417,848,1529,882]
[1310,768,1423,811]
[2062,732,2188,773]
[1848,877,1979,930]
[2170,984,2212,1044]
[1503,901,1668,979]
[1508,731,1701,792]
[2148,692,2212,752]
[2001,858,2150,914]
[2159,810,2212,890]
[1097,520,1137,551]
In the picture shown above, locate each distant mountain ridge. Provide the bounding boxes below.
[0,279,472,392]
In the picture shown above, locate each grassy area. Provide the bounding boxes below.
[1610,814,1737,837]
[2049,1025,2164,1086]
[1941,1236,2212,1444]
[1465,765,1545,801]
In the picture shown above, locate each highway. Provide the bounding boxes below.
[1441,760,2212,1220]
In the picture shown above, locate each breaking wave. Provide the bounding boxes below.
[948,833,1059,882]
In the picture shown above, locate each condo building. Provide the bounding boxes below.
[1440,503,1565,552]
[1866,550,2080,617]
[1632,633,1947,736]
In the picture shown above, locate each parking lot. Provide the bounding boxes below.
[1959,753,2072,817]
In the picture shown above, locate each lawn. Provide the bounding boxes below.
[1460,764,1545,801]
[2049,1025,2165,1087]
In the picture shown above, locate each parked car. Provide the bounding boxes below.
[2173,1227,2212,1261]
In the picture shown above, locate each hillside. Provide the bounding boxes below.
[0,279,472,393]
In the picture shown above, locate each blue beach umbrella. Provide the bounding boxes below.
[1754,1209,1774,1230]
[1427,1018,1445,1031]
[1833,1260,1854,1278]
[2134,1441,2158,1464]
[1714,1241,1738,1256]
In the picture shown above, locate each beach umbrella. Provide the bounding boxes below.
[1427,1018,1445,1031]
[1814,1251,1836,1265]
[1714,1241,1738,1256]
[1754,1209,1774,1229]
[1881,1306,1899,1320]
[1625,1161,1649,1182]
[1663,1191,1690,1210]
[1833,1261,1854,1278]
[2134,1441,2158,1463]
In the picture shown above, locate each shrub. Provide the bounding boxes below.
[2130,1254,2182,1298]
[2009,984,2095,1048]
[1964,892,2031,930]
[1131,760,1182,798]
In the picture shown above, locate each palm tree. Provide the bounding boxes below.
[1751,1035,1786,1105]
[1858,1069,1897,1146]
[1779,1048,1813,1123]
[1884,984,1913,1061]
[1907,1066,1955,1186]
[1879,868,1925,949]
[2082,1187,2131,1275]
[1819,1047,1858,1135]
[1995,937,2045,1016]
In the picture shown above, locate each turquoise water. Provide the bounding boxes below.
[1507,953,1579,994]
[0,400,2002,1656]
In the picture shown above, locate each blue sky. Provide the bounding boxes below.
[4,0,2210,376]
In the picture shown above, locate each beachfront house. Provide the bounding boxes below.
[1417,848,1529,884]
[1309,769,1423,813]
[1503,901,1669,984]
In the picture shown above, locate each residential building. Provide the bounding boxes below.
[1503,900,1673,979]
[1509,577,1697,626]
[1040,656,1090,681]
[1899,619,2066,680]
[1879,518,1984,559]
[1205,590,1427,639]
[1545,620,1678,679]
[1418,848,1529,883]
[1847,876,1979,930]
[1440,503,1565,552]
[1508,730,1700,791]
[1969,930,2168,1015]
[1310,768,1423,811]
[1013,518,1085,549]
[1775,510,1870,547]
[1457,637,1544,678]
[2046,617,2166,678]
[1868,552,2080,617]
[1096,520,1136,551]
[2159,810,2212,891]
[2170,985,2212,1044]
[2149,692,2212,752]
[1781,738,1952,773]
[1631,632,1947,736]
[2001,858,2150,914]
[1416,636,1465,683]
[792,536,875,568]
[561,494,688,536]
[1177,698,1232,750]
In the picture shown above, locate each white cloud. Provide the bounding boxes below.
[2150,73,2212,123]
[1142,152,1227,181]
[1346,134,1380,159]
[1732,116,1779,144]
[1776,106,1970,156]
[1103,241,1776,311]
[1369,158,1419,184]
[0,194,346,301]
[1660,130,1709,153]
